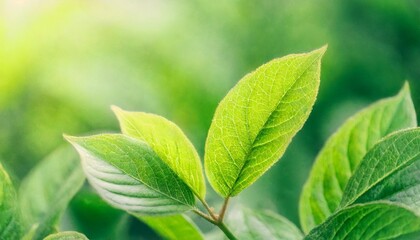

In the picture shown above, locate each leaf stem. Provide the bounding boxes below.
[193,209,216,224]
[198,197,218,221]
[217,222,238,240]
[194,198,237,240]
[218,197,230,222]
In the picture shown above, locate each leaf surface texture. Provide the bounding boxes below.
[299,84,416,232]
[205,47,326,197]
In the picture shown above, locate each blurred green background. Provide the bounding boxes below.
[1,0,419,239]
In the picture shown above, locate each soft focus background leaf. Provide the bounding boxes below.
[137,215,203,240]
[113,106,206,199]
[227,207,303,240]
[205,47,325,197]
[65,189,126,239]
[66,134,195,216]
[0,162,23,239]
[299,84,417,232]
[305,202,420,240]
[19,147,85,240]
[43,231,88,240]
[1,0,419,237]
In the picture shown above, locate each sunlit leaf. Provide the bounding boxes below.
[66,134,195,215]
[113,106,206,199]
[305,202,420,240]
[0,162,23,240]
[19,147,85,239]
[43,231,88,240]
[299,84,417,233]
[138,214,203,240]
[205,46,326,197]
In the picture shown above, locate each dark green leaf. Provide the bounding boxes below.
[300,84,416,232]
[305,202,420,240]
[341,128,420,208]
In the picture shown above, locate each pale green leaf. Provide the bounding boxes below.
[21,224,38,240]
[299,84,416,233]
[43,231,88,240]
[228,208,303,240]
[341,128,420,208]
[66,134,195,215]
[205,46,326,197]
[19,147,85,239]
[137,214,203,240]
[112,106,206,199]
[0,162,23,240]
[305,202,420,240]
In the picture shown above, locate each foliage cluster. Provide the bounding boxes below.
[2,47,420,239]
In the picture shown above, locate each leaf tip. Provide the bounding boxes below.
[312,44,328,58]
[400,81,411,94]
[63,134,83,146]
[63,133,73,142]
[111,105,125,115]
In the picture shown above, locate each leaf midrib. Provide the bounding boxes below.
[121,114,203,199]
[344,149,420,208]
[304,91,411,229]
[228,54,321,196]
[82,139,194,208]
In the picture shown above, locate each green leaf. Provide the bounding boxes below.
[228,208,303,240]
[0,162,23,240]
[305,202,420,240]
[65,134,195,215]
[137,214,203,240]
[340,128,420,208]
[19,147,85,239]
[112,106,206,199]
[299,84,417,233]
[43,231,88,240]
[205,46,326,197]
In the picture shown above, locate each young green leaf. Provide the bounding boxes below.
[65,134,195,215]
[137,214,204,240]
[0,162,23,240]
[228,208,304,240]
[299,84,416,233]
[112,106,206,199]
[305,202,420,240]
[205,46,326,197]
[43,231,89,240]
[340,128,420,208]
[19,147,85,240]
